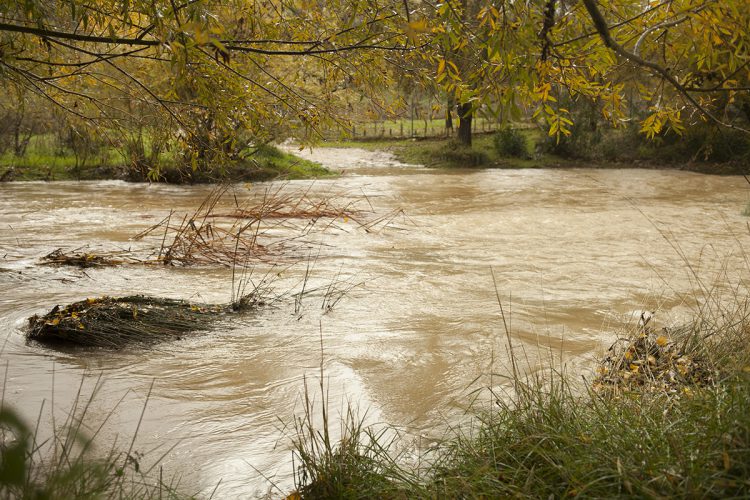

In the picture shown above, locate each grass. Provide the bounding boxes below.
[323,128,559,169]
[245,143,333,181]
[0,378,193,499]
[290,293,750,498]
[320,122,750,174]
[0,136,331,182]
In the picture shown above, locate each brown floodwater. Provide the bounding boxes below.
[1,149,749,496]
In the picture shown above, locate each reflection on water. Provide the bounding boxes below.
[1,151,749,496]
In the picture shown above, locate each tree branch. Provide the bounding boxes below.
[581,0,749,135]
[0,19,410,56]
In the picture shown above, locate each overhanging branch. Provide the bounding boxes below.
[581,0,749,135]
[0,20,410,56]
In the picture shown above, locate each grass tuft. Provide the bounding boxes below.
[0,378,191,499]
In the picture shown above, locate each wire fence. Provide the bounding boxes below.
[327,117,504,140]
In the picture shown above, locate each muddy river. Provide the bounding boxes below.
[1,148,749,496]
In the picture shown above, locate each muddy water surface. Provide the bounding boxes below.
[1,150,749,496]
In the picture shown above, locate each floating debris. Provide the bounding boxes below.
[41,248,128,268]
[594,325,716,394]
[26,295,257,349]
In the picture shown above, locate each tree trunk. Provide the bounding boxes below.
[445,96,454,134]
[457,102,472,146]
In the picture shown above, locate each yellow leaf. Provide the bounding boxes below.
[408,19,429,33]
[656,335,668,347]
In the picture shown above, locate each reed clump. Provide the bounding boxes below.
[26,294,259,349]
[39,184,404,270]
[290,373,418,499]
[132,184,401,268]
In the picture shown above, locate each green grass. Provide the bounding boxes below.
[291,297,750,498]
[246,144,333,180]
[0,381,193,499]
[322,128,566,169]
[0,136,331,183]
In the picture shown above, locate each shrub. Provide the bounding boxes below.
[493,127,529,158]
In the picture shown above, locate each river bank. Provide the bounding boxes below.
[292,303,750,498]
[3,127,749,183]
[321,130,750,176]
[0,141,331,182]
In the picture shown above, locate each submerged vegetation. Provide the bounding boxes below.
[41,184,401,271]
[26,295,248,349]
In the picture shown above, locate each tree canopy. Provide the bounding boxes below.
[1,0,748,174]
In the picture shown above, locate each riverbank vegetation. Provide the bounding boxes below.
[0,380,192,499]
[322,121,750,174]
[0,136,330,183]
[291,297,750,498]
